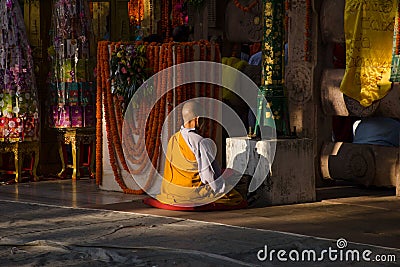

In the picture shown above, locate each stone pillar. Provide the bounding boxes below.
[285,0,316,138]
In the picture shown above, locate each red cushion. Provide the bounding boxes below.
[143,197,248,211]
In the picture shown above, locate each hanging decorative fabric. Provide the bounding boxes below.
[0,0,40,142]
[48,0,95,128]
[142,0,151,35]
[172,0,188,29]
[390,2,400,82]
[128,0,144,27]
[255,0,290,137]
[261,0,285,87]
[340,0,396,107]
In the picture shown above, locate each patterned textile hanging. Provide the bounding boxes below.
[48,0,95,129]
[0,0,40,142]
[129,0,156,37]
[340,0,396,107]
[128,0,144,27]
[255,0,290,137]
[261,0,285,87]
[390,2,400,82]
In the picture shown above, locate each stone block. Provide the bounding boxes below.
[321,142,399,188]
[226,137,315,206]
[320,69,400,119]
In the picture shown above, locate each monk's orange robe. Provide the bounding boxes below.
[156,132,244,207]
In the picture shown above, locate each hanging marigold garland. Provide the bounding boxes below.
[162,0,170,40]
[96,41,106,185]
[176,44,184,127]
[128,0,144,27]
[109,46,145,193]
[203,43,212,138]
[114,95,124,139]
[212,43,221,141]
[97,41,144,194]
[234,0,259,13]
[96,40,222,194]
[199,43,206,97]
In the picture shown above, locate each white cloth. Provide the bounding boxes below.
[179,126,225,193]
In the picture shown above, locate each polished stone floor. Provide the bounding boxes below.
[0,177,399,251]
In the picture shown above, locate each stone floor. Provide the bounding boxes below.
[0,177,399,266]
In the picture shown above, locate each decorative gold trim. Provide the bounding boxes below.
[0,141,40,182]
[56,128,96,180]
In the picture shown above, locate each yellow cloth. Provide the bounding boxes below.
[340,0,396,107]
[221,57,249,110]
[157,131,244,206]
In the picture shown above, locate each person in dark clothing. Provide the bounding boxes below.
[172,25,189,42]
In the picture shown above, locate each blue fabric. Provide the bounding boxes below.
[353,117,400,147]
[248,51,262,66]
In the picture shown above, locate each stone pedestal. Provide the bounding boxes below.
[226,137,315,206]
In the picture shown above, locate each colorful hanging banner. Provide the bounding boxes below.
[255,0,290,137]
[340,0,396,107]
[390,2,400,82]
[0,0,40,142]
[48,0,95,129]
[262,0,285,88]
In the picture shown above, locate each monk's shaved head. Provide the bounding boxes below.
[182,100,204,124]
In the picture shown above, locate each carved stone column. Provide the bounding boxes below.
[285,0,316,138]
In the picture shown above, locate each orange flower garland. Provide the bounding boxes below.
[128,0,144,26]
[234,0,259,13]
[212,44,221,141]
[176,44,184,127]
[96,41,107,185]
[204,43,212,138]
[199,43,206,97]
[114,95,123,139]
[106,45,143,193]
[96,41,223,194]
[97,41,144,194]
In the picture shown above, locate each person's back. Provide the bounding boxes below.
[156,101,245,207]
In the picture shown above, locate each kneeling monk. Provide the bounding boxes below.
[156,100,245,207]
